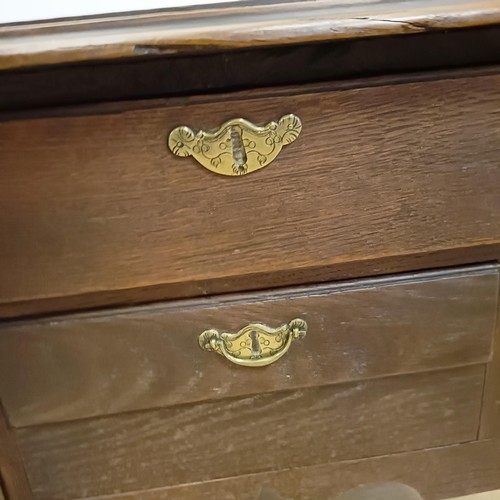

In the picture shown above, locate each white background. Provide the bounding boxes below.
[0,0,242,24]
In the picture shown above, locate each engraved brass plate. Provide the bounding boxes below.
[198,318,307,367]
[168,114,302,176]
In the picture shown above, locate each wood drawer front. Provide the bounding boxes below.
[15,365,486,500]
[1,74,500,312]
[0,265,497,428]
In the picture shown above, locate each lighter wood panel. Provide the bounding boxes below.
[17,365,485,500]
[1,74,500,314]
[452,492,500,499]
[335,484,423,500]
[479,275,500,439]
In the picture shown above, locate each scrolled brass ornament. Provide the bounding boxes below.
[168,114,302,176]
[198,318,307,367]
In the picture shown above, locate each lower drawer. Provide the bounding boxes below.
[14,365,486,500]
[0,265,497,427]
[0,264,498,499]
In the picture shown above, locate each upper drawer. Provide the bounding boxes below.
[0,264,497,428]
[1,73,500,312]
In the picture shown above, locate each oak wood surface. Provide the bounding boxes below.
[1,74,500,315]
[16,365,485,500]
[81,439,500,500]
[0,0,499,70]
[0,265,497,428]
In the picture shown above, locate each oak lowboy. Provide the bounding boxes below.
[1,1,500,499]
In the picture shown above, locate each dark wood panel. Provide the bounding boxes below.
[85,438,500,500]
[16,365,485,500]
[1,0,499,70]
[1,27,500,113]
[0,265,497,427]
[1,74,500,313]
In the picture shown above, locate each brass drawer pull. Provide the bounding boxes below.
[168,114,302,176]
[198,318,307,367]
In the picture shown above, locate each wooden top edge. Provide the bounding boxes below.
[0,0,499,71]
[1,65,499,123]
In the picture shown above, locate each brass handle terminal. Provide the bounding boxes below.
[168,114,302,176]
[198,318,307,367]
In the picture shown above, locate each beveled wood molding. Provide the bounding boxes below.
[0,406,32,499]
[0,0,499,70]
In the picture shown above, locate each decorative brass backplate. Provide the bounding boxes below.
[168,114,302,176]
[198,318,307,367]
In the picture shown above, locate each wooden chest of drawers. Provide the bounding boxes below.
[1,1,500,499]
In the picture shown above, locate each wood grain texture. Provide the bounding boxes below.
[0,0,499,70]
[0,407,33,500]
[1,74,500,314]
[16,365,485,500]
[82,438,500,500]
[0,265,497,427]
